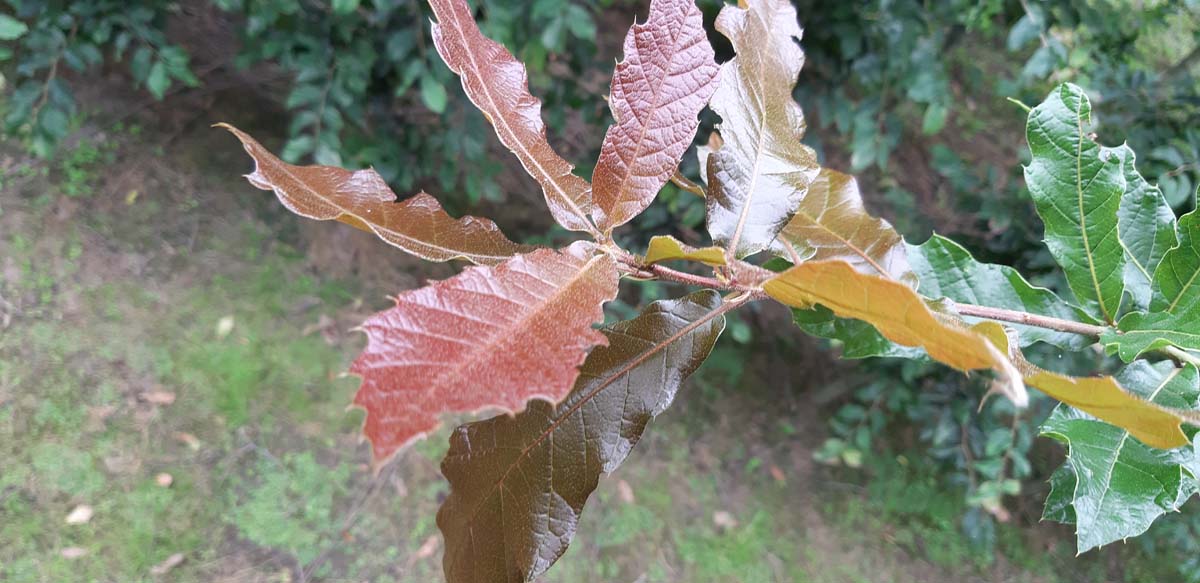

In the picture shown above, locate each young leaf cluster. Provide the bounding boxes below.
[222,0,1200,578]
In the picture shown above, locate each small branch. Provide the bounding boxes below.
[612,251,766,299]
[670,170,706,198]
[949,301,1108,338]
[1164,346,1200,368]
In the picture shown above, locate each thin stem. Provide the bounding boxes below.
[612,251,766,299]
[1164,346,1200,368]
[949,301,1108,337]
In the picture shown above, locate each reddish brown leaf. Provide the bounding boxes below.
[705,0,820,258]
[350,242,619,464]
[429,0,596,234]
[437,291,726,583]
[219,124,529,265]
[591,0,719,231]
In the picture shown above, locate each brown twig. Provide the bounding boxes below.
[949,301,1107,337]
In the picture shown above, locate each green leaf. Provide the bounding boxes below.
[1109,144,1178,312]
[146,61,169,99]
[419,76,447,114]
[332,0,360,15]
[790,304,922,360]
[437,291,726,583]
[0,15,28,40]
[1152,209,1200,320]
[908,234,1098,350]
[1103,312,1200,362]
[1041,361,1200,553]
[1024,83,1126,323]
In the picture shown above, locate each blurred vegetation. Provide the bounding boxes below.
[2,0,1200,579]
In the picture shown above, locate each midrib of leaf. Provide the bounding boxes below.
[442,7,593,232]
[274,162,516,264]
[1167,267,1199,313]
[607,19,688,216]
[1072,110,1113,322]
[463,299,732,523]
[1076,367,1182,537]
[726,109,771,257]
[792,208,891,279]
[373,253,610,399]
[1119,238,1153,283]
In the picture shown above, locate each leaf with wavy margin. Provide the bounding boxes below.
[774,168,913,283]
[1109,144,1178,311]
[705,0,820,258]
[1152,209,1200,319]
[591,0,719,231]
[350,242,619,465]
[437,291,726,583]
[765,260,1027,406]
[219,124,530,265]
[1103,312,1200,362]
[429,0,595,233]
[1041,361,1200,553]
[1024,83,1126,322]
[644,235,726,266]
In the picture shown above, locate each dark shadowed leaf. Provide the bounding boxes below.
[429,0,596,233]
[591,0,719,231]
[909,234,1098,349]
[774,168,913,283]
[350,242,619,464]
[1024,83,1126,322]
[220,124,531,265]
[1109,145,1178,312]
[1152,209,1200,320]
[705,0,820,258]
[437,291,726,583]
[1041,362,1200,553]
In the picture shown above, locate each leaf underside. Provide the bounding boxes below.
[219,124,530,265]
[429,0,595,233]
[351,242,619,464]
[591,0,719,231]
[437,291,725,583]
[1024,83,1126,322]
[1041,362,1200,553]
[705,0,820,258]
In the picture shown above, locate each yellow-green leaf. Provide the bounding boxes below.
[644,235,726,267]
[764,260,1026,405]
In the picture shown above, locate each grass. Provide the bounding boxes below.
[0,121,1184,583]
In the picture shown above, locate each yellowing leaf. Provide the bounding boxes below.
[974,321,1190,449]
[644,235,726,267]
[219,124,531,265]
[764,260,1026,405]
[774,168,913,283]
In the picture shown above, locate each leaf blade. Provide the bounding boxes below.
[1152,208,1200,319]
[220,124,531,265]
[644,235,727,267]
[1110,144,1178,311]
[705,0,820,258]
[437,291,726,583]
[350,242,619,464]
[429,0,596,233]
[1103,312,1200,361]
[591,0,719,231]
[1024,83,1126,322]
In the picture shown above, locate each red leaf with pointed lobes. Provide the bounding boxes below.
[428,0,596,234]
[591,0,719,232]
[218,123,531,265]
[350,242,619,465]
[705,0,820,258]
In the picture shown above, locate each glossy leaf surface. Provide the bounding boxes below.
[644,235,726,267]
[1103,312,1200,362]
[220,124,530,265]
[351,242,619,464]
[591,0,719,231]
[1041,362,1200,553]
[908,234,1097,350]
[429,0,595,233]
[1024,83,1126,322]
[775,168,913,283]
[437,291,725,583]
[705,0,820,258]
[1152,209,1200,320]
[765,261,1026,405]
[1110,145,1178,311]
